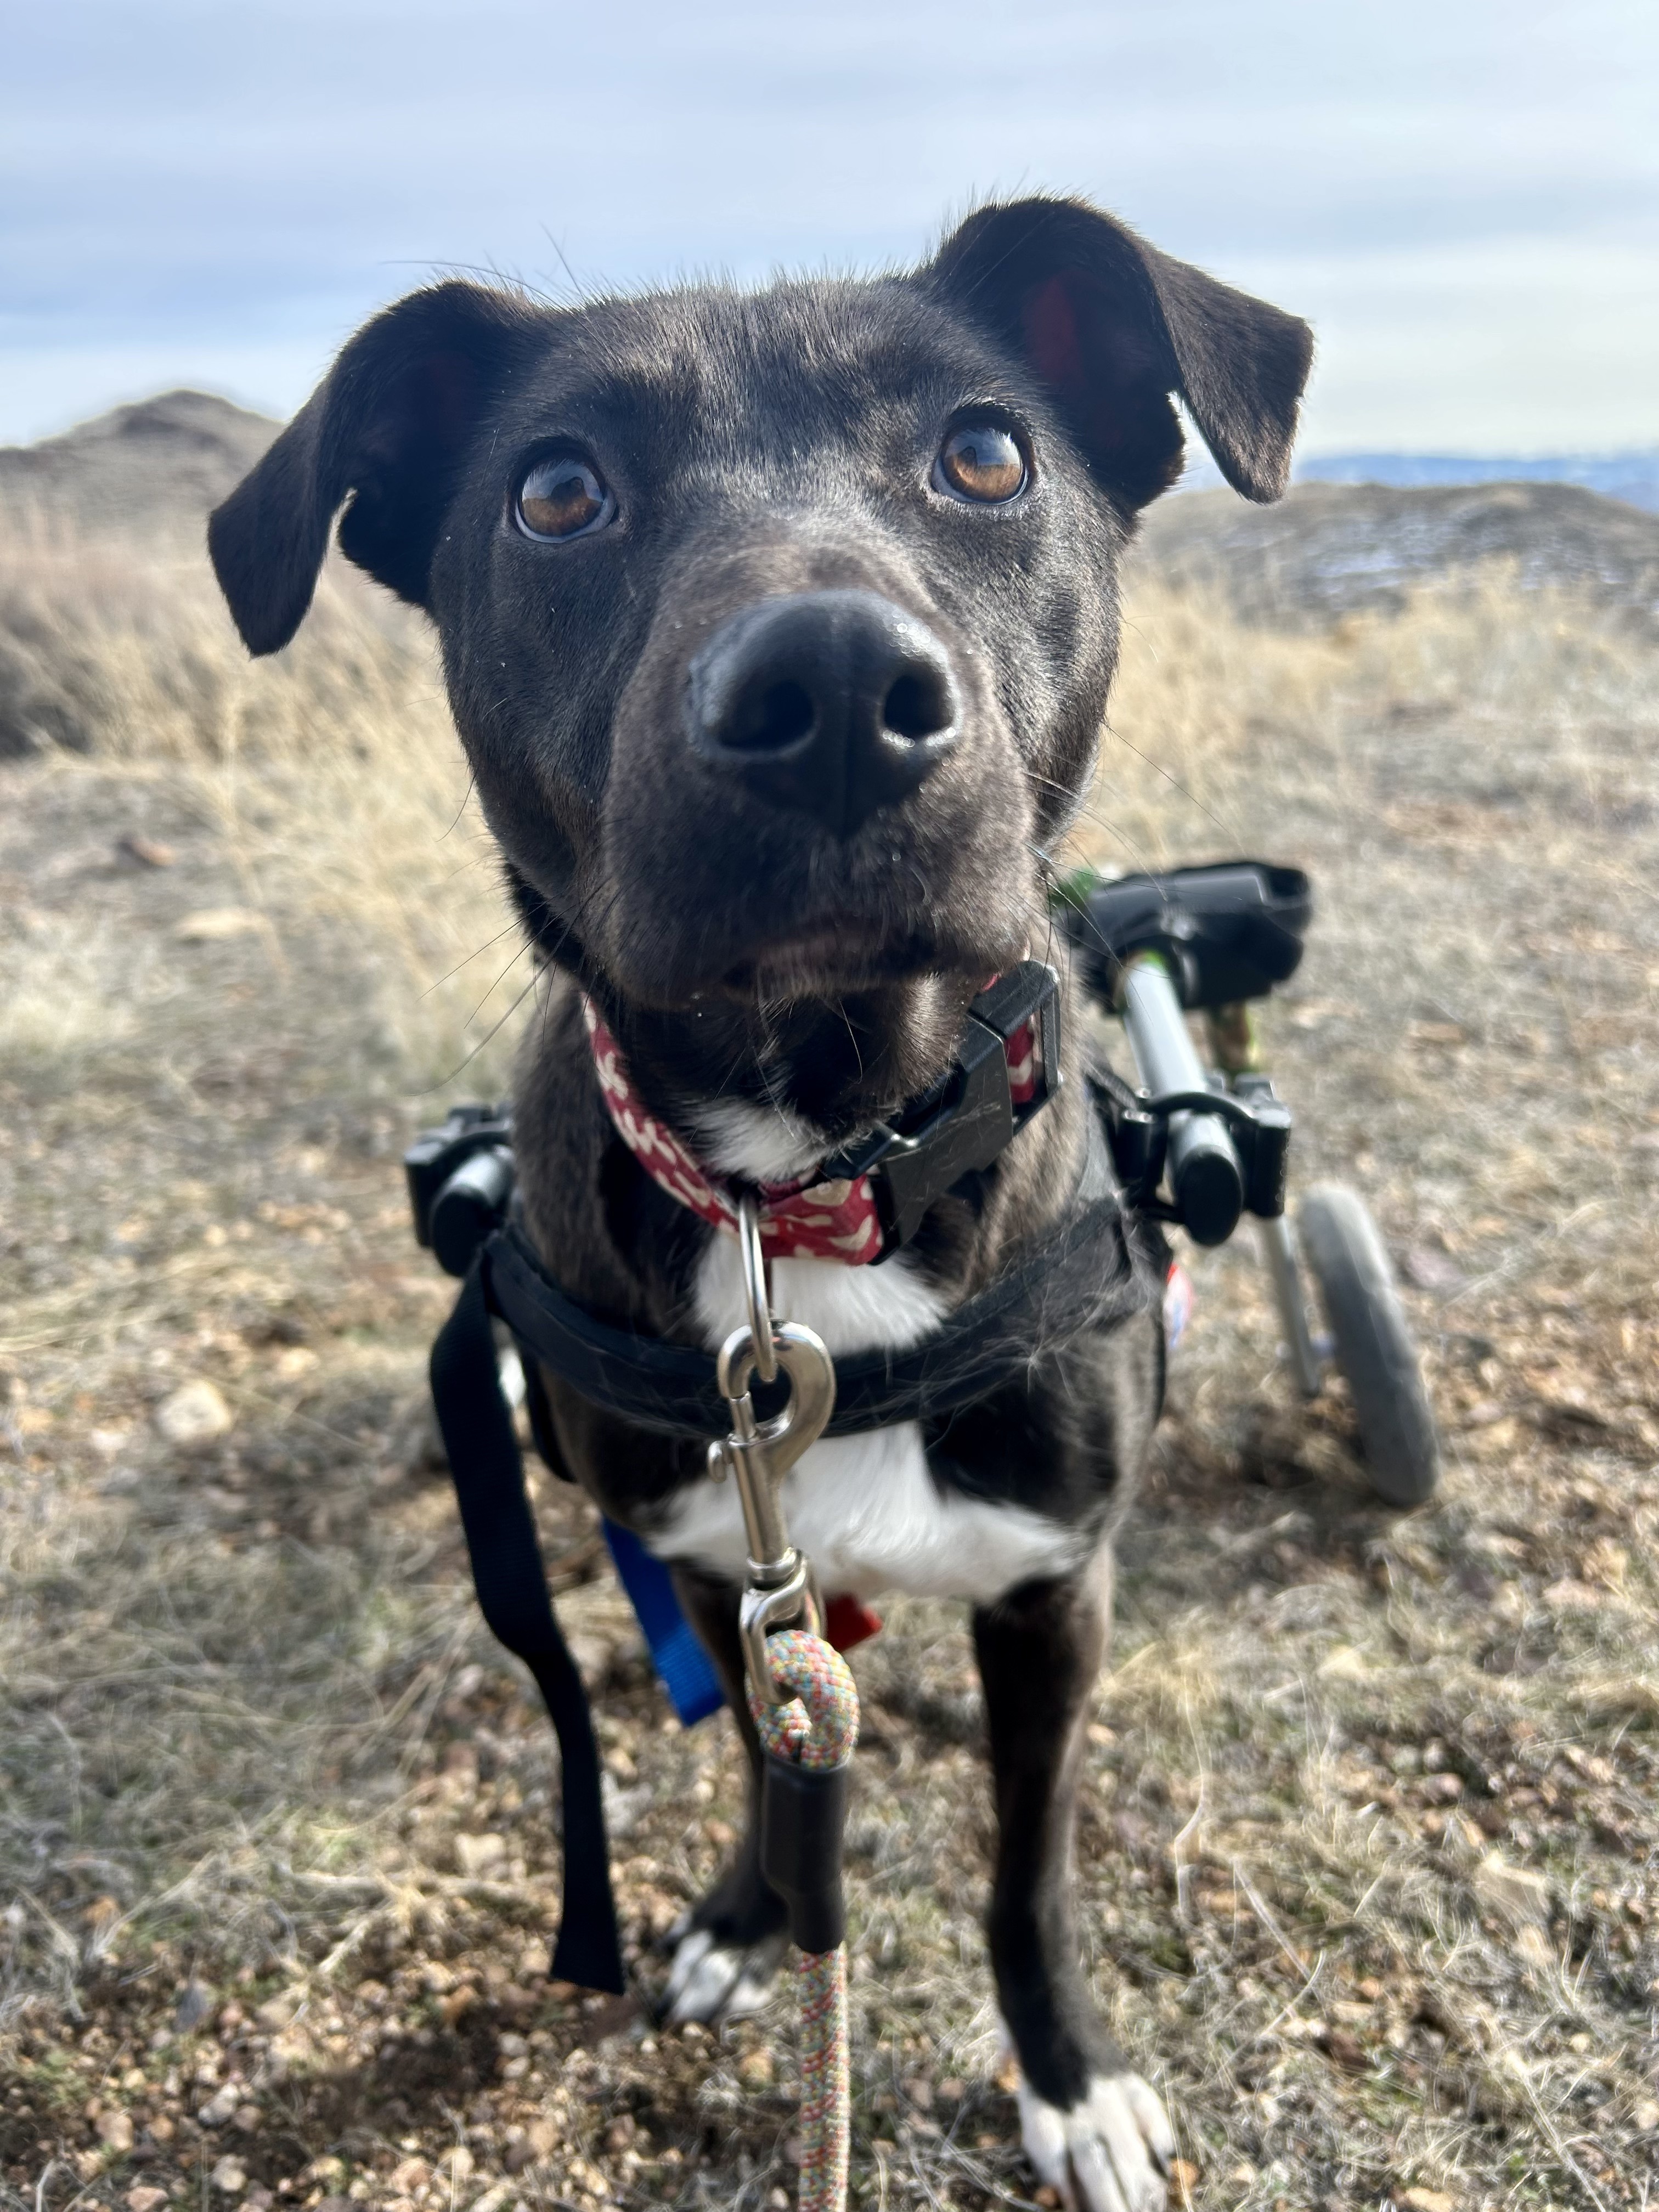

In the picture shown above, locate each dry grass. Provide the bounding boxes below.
[0,514,518,1092]
[2,514,1657,2212]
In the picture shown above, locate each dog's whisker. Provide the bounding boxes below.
[420,919,528,1000]
[462,941,532,1028]
[1098,718,1243,842]
[417,964,544,1093]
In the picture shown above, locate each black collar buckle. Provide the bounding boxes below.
[821,960,1063,1263]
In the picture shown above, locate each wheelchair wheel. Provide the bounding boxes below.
[1299,1184,1441,1507]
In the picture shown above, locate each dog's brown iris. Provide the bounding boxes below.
[516,455,614,540]
[935,424,1028,504]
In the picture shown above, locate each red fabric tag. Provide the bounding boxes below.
[824,1594,882,1651]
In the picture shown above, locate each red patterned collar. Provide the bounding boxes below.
[582,994,1036,1268]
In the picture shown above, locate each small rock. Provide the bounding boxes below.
[1401,1246,1466,1293]
[197,2081,242,2127]
[1633,2098,1659,2130]
[1476,1851,1551,1925]
[127,2190,169,2212]
[173,1979,213,2032]
[97,2109,135,2151]
[209,2154,247,2195]
[155,1380,233,1449]
[454,1832,507,1877]
[1400,2191,1455,2212]
[1169,2160,1200,2210]
[116,833,176,868]
[1317,1645,1371,1681]
[567,1630,614,1685]
[173,907,264,943]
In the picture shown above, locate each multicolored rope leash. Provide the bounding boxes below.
[711,1197,861,2212]
[749,1629,861,2212]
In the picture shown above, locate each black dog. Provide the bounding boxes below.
[210,196,1311,2212]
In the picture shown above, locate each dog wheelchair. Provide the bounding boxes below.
[1059,858,1440,1506]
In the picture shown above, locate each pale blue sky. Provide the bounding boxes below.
[4,0,1655,452]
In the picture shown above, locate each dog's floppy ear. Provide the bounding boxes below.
[208,281,532,654]
[928,196,1312,509]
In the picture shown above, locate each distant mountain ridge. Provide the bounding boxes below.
[1296,449,1659,516]
[1173,447,1659,516]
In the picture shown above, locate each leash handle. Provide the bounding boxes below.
[749,1628,860,2212]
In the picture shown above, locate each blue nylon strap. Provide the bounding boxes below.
[601,1517,726,1727]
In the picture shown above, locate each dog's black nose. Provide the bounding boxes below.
[686,589,960,835]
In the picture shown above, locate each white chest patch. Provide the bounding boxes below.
[648,1229,1084,1605]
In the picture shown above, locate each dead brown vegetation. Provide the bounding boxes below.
[2,507,1657,2212]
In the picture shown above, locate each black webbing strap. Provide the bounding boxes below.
[428,1261,625,1994]
[484,1184,1156,1444]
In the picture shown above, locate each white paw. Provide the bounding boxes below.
[660,1925,783,2025]
[1018,2070,1175,2212]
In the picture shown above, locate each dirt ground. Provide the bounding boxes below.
[2,529,1658,2212]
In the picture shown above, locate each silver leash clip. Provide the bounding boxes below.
[712,1195,836,1702]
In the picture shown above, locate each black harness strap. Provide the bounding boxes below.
[428,1262,625,1994]
[486,1138,1158,1444]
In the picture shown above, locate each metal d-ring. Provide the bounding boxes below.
[737,1189,778,1385]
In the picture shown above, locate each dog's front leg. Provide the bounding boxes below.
[974,1552,1175,2212]
[655,1565,789,2023]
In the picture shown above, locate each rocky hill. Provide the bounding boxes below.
[1135,478,1659,628]
[0,389,279,536]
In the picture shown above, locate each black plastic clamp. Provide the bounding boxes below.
[760,1753,851,1955]
[405,1104,516,1278]
[822,959,1062,1261]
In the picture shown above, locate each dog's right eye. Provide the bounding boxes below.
[515,455,615,541]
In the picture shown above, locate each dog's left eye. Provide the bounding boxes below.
[515,455,616,541]
[934,424,1029,504]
